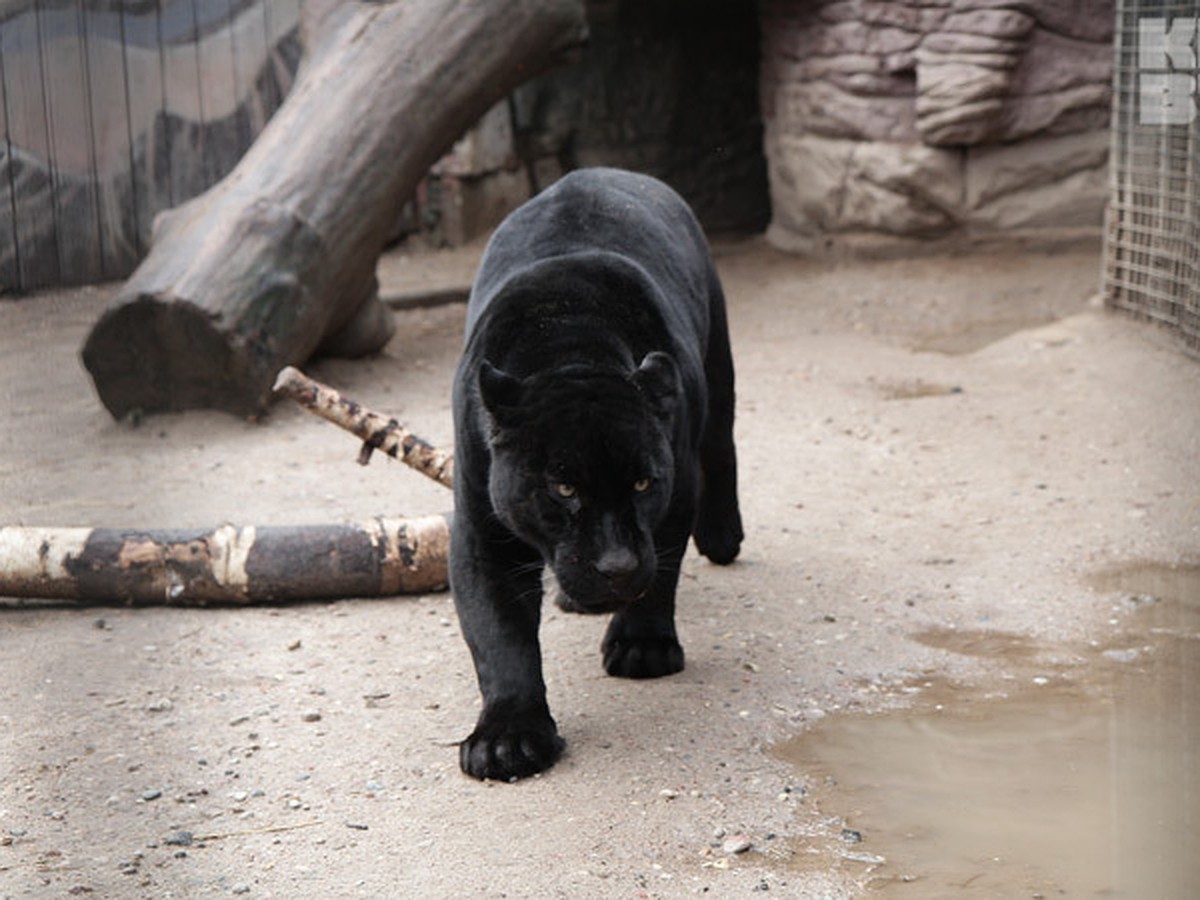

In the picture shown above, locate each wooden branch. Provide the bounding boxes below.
[190,820,324,843]
[0,515,450,606]
[273,366,454,488]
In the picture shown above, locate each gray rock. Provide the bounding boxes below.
[722,834,753,855]
[760,0,1113,249]
[966,130,1107,208]
[942,9,1035,40]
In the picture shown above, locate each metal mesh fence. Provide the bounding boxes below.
[1104,1,1200,358]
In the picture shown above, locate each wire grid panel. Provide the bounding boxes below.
[1104,1,1200,357]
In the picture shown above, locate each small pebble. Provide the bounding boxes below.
[842,850,886,865]
[841,828,863,844]
[301,710,322,723]
[1102,648,1140,664]
[141,789,162,802]
[345,821,369,831]
[231,884,251,894]
[164,831,193,847]
[146,698,174,713]
[722,835,753,855]
[658,788,678,800]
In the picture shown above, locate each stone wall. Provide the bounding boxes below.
[760,0,1114,253]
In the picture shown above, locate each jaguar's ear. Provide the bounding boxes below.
[478,360,524,427]
[631,351,680,421]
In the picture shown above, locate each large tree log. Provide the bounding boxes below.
[0,515,451,606]
[81,0,587,419]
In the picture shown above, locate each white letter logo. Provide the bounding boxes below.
[1138,17,1199,125]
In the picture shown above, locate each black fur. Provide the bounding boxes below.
[450,168,743,780]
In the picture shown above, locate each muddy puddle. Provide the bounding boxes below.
[775,562,1200,897]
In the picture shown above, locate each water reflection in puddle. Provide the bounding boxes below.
[775,562,1199,897]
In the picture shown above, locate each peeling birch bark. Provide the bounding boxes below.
[0,515,451,605]
[273,366,454,488]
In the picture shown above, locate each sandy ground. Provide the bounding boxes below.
[1,237,1198,898]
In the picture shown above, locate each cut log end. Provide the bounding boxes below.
[82,296,269,420]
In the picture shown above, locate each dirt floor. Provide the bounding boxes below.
[1,237,1198,898]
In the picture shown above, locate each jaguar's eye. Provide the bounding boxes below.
[554,482,577,499]
[633,478,652,493]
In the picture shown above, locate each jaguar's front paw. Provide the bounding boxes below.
[602,632,685,679]
[459,709,564,781]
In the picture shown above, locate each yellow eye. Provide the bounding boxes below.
[555,483,577,498]
[633,478,651,493]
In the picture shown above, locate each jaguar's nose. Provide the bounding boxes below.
[594,546,639,581]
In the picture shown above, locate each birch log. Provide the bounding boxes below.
[81,0,587,419]
[0,515,450,605]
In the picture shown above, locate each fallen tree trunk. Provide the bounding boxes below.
[273,366,454,487]
[0,515,450,606]
[82,0,587,419]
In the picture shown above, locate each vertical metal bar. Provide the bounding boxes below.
[118,3,143,258]
[41,0,104,284]
[11,0,62,288]
[0,39,20,293]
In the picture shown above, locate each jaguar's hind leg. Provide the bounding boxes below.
[693,438,743,565]
[692,284,743,566]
